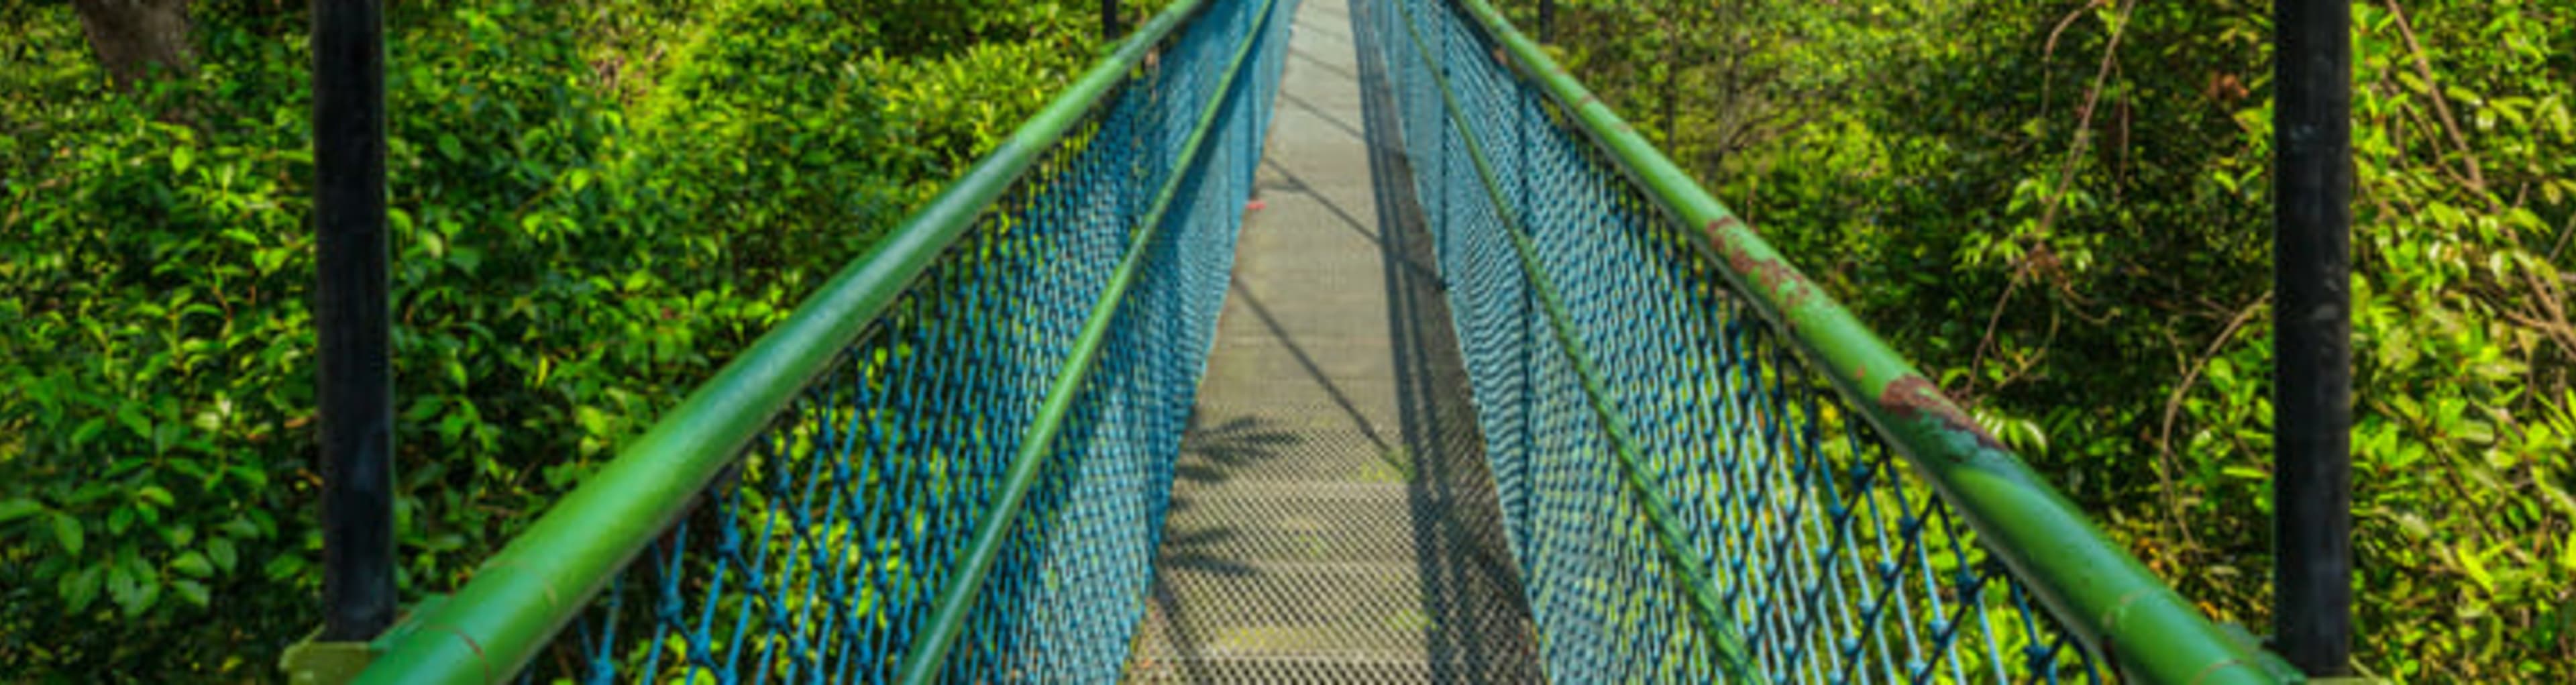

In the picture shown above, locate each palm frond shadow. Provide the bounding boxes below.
[1159,411,1301,578]
[1141,411,1303,680]
[1172,413,1302,484]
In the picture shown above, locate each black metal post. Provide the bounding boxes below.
[1104,0,1122,41]
[1538,0,1553,44]
[314,0,396,642]
[2272,0,2353,676]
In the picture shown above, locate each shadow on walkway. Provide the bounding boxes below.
[1145,411,1302,685]
[1356,0,1546,680]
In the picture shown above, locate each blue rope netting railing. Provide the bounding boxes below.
[1362,0,2282,682]
[1377,3,2072,679]
[355,0,1291,682]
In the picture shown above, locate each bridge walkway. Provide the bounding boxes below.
[1125,0,1542,680]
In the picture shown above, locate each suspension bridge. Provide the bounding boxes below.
[334,0,2307,681]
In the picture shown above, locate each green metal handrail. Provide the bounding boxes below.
[352,1,1216,681]
[1385,1,1753,679]
[1445,0,2292,682]
[889,0,1280,678]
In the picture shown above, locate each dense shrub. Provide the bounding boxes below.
[0,0,1135,677]
[1520,0,2573,679]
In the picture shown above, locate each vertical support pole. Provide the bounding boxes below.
[2272,0,2353,676]
[1104,0,1123,41]
[314,0,396,642]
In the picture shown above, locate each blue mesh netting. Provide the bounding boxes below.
[1361,0,2108,682]
[508,1,1293,681]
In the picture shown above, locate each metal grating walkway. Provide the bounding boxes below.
[1124,0,1543,680]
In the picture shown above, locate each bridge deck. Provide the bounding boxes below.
[1124,0,1542,680]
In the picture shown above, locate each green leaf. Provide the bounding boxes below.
[59,564,101,612]
[136,485,175,507]
[2458,543,2498,593]
[2452,419,2497,445]
[117,576,160,618]
[172,146,194,174]
[172,579,210,609]
[264,552,306,581]
[575,405,612,437]
[117,403,150,440]
[207,537,238,572]
[255,247,290,274]
[2205,357,2237,388]
[52,512,85,556]
[70,417,108,446]
[402,397,447,422]
[449,246,484,274]
[229,464,270,490]
[0,497,42,523]
[106,564,137,609]
[437,134,464,161]
[172,551,215,578]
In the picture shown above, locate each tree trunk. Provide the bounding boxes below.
[72,0,196,90]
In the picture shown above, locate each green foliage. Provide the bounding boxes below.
[1519,0,2574,679]
[0,0,1122,677]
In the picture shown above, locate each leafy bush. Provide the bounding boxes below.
[1517,0,2573,679]
[0,0,1128,677]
